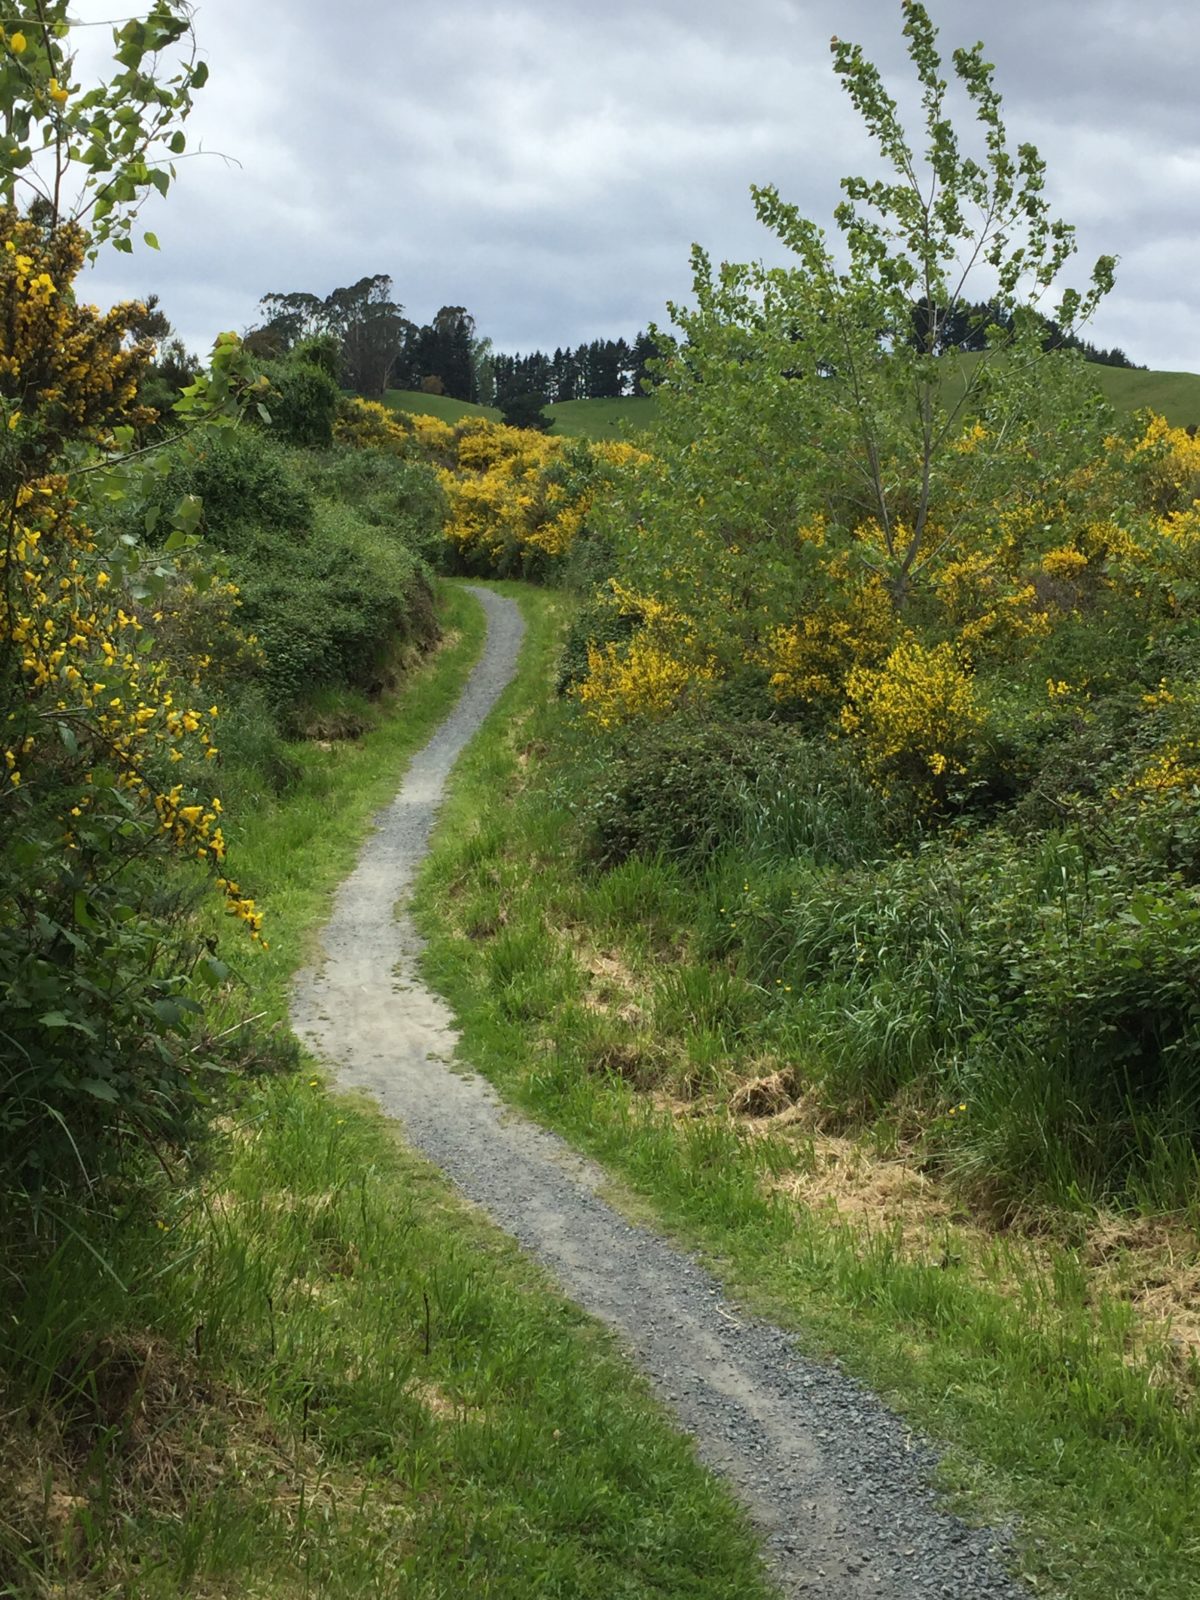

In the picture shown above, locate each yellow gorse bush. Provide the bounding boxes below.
[576,633,715,729]
[0,215,260,938]
[841,636,984,794]
[336,397,646,575]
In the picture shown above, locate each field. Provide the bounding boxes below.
[382,388,500,425]
[386,362,1200,443]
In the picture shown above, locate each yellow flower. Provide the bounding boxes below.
[9,31,25,53]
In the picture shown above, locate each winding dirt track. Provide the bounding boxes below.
[291,585,1029,1600]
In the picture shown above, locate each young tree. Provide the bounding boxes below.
[641,0,1116,609]
[581,0,1127,793]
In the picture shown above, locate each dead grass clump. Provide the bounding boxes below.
[728,1070,800,1119]
[405,1378,488,1425]
[581,1034,665,1090]
[775,1135,967,1258]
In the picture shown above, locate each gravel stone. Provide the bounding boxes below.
[292,585,1032,1600]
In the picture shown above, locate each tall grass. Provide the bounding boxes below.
[414,583,1200,1600]
[1,582,773,1599]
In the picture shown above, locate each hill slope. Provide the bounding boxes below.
[383,361,1200,443]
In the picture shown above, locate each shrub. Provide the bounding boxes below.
[259,346,341,449]
[582,718,812,868]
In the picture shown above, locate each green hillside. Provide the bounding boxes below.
[1086,363,1200,426]
[384,388,499,425]
[547,396,660,439]
[942,355,1200,429]
[384,362,1200,443]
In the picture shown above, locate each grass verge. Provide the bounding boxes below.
[415,583,1200,1600]
[0,580,772,1600]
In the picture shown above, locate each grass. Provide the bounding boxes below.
[386,359,1200,445]
[942,351,1200,427]
[383,388,660,441]
[0,1081,769,1599]
[545,397,660,440]
[383,388,500,426]
[0,580,773,1600]
[1086,363,1200,426]
[413,582,1200,1600]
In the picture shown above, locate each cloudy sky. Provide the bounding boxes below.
[68,0,1200,374]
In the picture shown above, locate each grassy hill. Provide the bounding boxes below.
[384,389,500,425]
[547,396,660,439]
[383,388,660,439]
[383,361,1200,444]
[941,355,1200,429]
[1086,363,1200,426]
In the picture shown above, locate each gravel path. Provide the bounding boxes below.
[291,585,1031,1600]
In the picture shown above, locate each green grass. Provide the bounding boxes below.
[546,397,660,439]
[0,581,773,1600]
[386,363,1200,443]
[1086,363,1200,426]
[941,352,1200,427]
[414,582,1200,1600]
[383,388,661,441]
[383,389,500,425]
[0,1080,769,1599]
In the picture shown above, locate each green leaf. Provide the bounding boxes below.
[79,1077,120,1103]
[195,955,230,989]
[73,890,99,931]
[143,230,159,250]
[172,493,203,535]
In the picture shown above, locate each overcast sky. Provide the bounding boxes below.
[69,0,1200,374]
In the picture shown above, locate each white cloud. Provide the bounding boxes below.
[64,0,1200,374]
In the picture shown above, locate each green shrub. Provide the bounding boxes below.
[140,429,311,548]
[582,718,816,868]
[297,445,447,565]
[259,351,341,449]
[131,432,438,727]
[238,502,435,724]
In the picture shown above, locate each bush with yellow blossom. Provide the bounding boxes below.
[336,397,646,580]
[0,4,266,1193]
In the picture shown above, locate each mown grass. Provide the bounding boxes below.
[545,397,660,439]
[414,583,1200,1600]
[386,362,1200,442]
[383,388,501,426]
[0,581,773,1600]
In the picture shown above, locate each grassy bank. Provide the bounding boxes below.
[0,582,772,1600]
[415,585,1200,1600]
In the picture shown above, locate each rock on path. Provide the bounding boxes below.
[291,584,1031,1600]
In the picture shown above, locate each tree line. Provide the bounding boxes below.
[908,295,1141,367]
[244,278,667,407]
[240,277,1139,416]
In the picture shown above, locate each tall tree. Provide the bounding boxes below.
[255,290,324,354]
[429,305,477,401]
[324,274,408,398]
